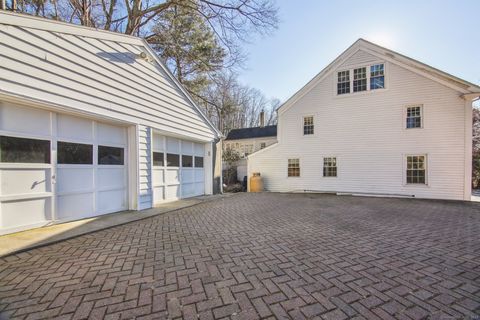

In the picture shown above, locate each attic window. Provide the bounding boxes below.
[337,71,350,95]
[370,64,385,90]
[353,67,367,92]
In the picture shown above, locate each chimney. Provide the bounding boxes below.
[259,111,265,128]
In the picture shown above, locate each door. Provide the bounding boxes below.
[55,114,128,221]
[0,102,128,234]
[152,133,205,204]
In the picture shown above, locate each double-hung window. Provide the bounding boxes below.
[370,64,385,90]
[303,116,314,135]
[288,158,300,177]
[323,157,337,177]
[406,106,422,129]
[353,67,367,92]
[337,71,350,95]
[406,155,426,184]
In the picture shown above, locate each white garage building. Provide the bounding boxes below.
[0,12,221,235]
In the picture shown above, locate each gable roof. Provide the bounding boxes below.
[225,125,277,140]
[278,38,480,115]
[0,11,221,140]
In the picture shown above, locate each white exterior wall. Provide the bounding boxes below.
[249,49,472,200]
[0,12,219,234]
[224,136,277,158]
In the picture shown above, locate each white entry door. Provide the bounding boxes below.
[152,133,205,204]
[0,102,128,234]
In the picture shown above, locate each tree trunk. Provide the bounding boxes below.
[0,0,6,10]
[125,0,142,35]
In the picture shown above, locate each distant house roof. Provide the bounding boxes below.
[225,125,277,140]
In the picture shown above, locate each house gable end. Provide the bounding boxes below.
[278,39,480,116]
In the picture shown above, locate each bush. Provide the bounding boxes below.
[224,183,243,193]
[222,167,237,185]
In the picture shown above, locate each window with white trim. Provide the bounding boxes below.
[406,106,422,129]
[337,70,350,95]
[288,158,300,177]
[303,116,314,135]
[406,155,426,184]
[260,142,266,149]
[353,67,367,92]
[244,144,253,156]
[370,64,385,90]
[323,157,337,177]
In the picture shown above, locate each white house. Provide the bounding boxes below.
[0,12,221,235]
[248,39,480,201]
[224,126,277,158]
[223,113,277,181]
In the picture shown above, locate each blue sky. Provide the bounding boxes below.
[238,0,480,103]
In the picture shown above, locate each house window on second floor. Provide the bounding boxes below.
[337,70,350,95]
[370,64,385,90]
[303,116,314,135]
[288,158,300,177]
[260,142,266,149]
[353,67,367,92]
[323,157,337,177]
[406,106,423,129]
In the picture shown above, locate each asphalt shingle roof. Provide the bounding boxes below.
[225,125,277,140]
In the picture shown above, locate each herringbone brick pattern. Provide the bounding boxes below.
[1,193,480,319]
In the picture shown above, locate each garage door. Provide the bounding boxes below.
[152,133,205,204]
[0,103,127,234]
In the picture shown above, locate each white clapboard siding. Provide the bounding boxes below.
[0,14,217,142]
[339,49,379,69]
[0,30,210,128]
[138,126,153,210]
[249,44,476,201]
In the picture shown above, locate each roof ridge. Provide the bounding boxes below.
[0,11,142,44]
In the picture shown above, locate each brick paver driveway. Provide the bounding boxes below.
[1,193,480,320]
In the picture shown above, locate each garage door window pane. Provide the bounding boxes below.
[153,152,164,166]
[167,153,179,167]
[98,146,124,165]
[58,141,93,164]
[195,156,204,168]
[0,135,50,163]
[182,155,193,167]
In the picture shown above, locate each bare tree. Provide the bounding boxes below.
[473,106,480,188]
[9,0,278,41]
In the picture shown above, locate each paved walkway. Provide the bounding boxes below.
[0,193,479,319]
[0,194,230,257]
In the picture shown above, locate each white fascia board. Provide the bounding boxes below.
[358,45,477,95]
[141,40,222,140]
[277,41,363,116]
[278,38,480,116]
[247,142,279,159]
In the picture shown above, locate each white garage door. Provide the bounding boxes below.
[0,103,127,234]
[152,133,205,204]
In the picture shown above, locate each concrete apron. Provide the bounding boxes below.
[0,194,232,257]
